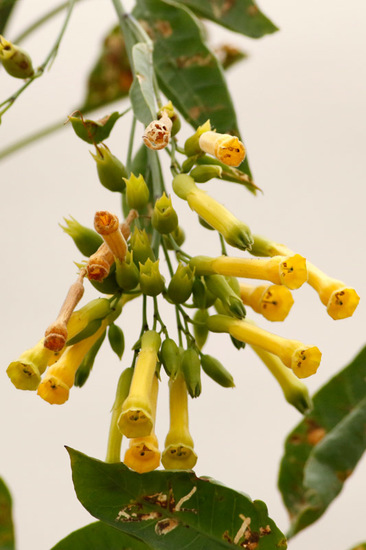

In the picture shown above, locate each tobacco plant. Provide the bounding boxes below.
[0,1,364,549]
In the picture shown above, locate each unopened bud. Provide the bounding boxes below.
[160,338,180,378]
[60,216,103,257]
[200,354,235,388]
[181,348,201,398]
[90,144,127,192]
[130,227,155,265]
[143,110,172,150]
[192,277,216,309]
[167,263,195,304]
[123,173,150,210]
[0,35,34,78]
[193,309,209,350]
[158,101,180,136]
[152,193,179,234]
[115,250,140,290]
[205,274,246,319]
[190,164,223,183]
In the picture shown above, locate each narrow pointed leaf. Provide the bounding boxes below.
[278,346,366,537]
[174,0,278,38]
[108,323,125,360]
[133,0,255,189]
[51,521,152,550]
[67,447,287,550]
[129,42,157,125]
[0,477,15,550]
[0,0,19,35]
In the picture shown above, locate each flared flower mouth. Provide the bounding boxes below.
[326,287,360,320]
[118,407,153,439]
[37,375,70,405]
[162,443,197,470]
[278,254,308,290]
[259,285,294,322]
[291,346,322,379]
[124,435,161,473]
[6,361,41,391]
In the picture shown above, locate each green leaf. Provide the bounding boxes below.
[133,0,255,190]
[51,521,152,550]
[80,26,133,112]
[108,323,125,360]
[75,331,106,388]
[129,42,157,125]
[67,447,287,550]
[278,346,366,538]
[0,477,15,550]
[0,0,19,35]
[173,0,278,38]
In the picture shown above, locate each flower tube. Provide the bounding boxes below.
[207,315,321,379]
[7,339,57,391]
[162,373,197,470]
[239,283,294,322]
[198,130,245,167]
[118,331,161,438]
[251,236,360,320]
[190,254,307,290]
[124,376,161,473]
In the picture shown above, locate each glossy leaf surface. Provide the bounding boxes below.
[279,346,366,537]
[68,447,286,550]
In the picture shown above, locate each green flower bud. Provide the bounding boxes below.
[158,101,181,136]
[152,193,179,234]
[184,120,211,157]
[74,331,106,387]
[167,263,195,304]
[115,250,140,290]
[192,277,216,309]
[123,173,150,210]
[190,164,223,183]
[181,155,199,173]
[205,274,246,319]
[163,226,186,250]
[130,228,155,265]
[200,354,235,388]
[0,35,34,78]
[60,216,103,257]
[108,323,125,360]
[193,309,209,350]
[160,338,180,378]
[139,259,165,296]
[90,144,127,193]
[180,348,201,398]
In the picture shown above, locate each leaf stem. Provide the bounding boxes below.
[126,115,136,173]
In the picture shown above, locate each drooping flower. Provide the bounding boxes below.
[239,283,294,321]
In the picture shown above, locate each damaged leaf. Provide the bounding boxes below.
[68,447,287,549]
[278,346,366,538]
[68,111,125,144]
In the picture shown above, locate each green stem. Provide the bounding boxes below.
[0,0,76,118]
[14,0,85,44]
[126,115,136,173]
[153,296,167,335]
[161,238,175,277]
[0,119,64,160]
[105,406,123,463]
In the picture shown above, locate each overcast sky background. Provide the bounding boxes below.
[0,1,365,549]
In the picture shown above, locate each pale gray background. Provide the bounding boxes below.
[0,1,365,549]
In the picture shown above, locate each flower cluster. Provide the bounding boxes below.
[7,110,360,474]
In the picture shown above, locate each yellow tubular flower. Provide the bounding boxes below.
[94,211,128,262]
[190,254,307,290]
[250,345,312,414]
[118,331,161,438]
[198,131,245,167]
[6,339,57,391]
[124,377,161,473]
[207,315,321,379]
[37,321,107,405]
[239,283,294,322]
[162,373,197,470]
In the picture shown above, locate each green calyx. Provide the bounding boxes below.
[139,259,165,296]
[130,227,155,265]
[69,111,122,144]
[90,144,127,193]
[0,35,34,78]
[193,309,209,350]
[115,251,140,290]
[163,226,186,250]
[192,276,217,309]
[123,173,150,210]
[205,275,246,319]
[167,263,195,304]
[184,119,211,156]
[152,192,179,234]
[60,216,103,257]
[160,338,180,378]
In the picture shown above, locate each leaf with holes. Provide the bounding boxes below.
[68,447,286,549]
[51,521,152,550]
[278,346,366,538]
[174,0,278,38]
